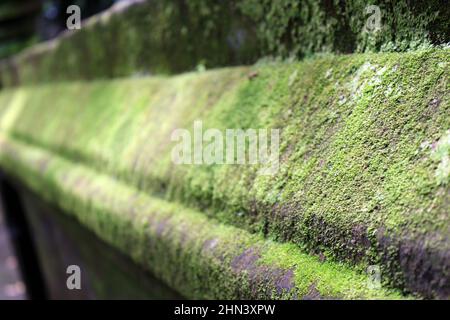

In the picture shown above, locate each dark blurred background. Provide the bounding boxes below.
[0,0,122,59]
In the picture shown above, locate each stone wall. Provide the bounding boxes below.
[0,0,448,299]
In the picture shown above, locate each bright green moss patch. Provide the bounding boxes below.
[0,48,448,298]
[432,130,450,185]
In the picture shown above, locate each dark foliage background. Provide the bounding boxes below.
[0,0,118,59]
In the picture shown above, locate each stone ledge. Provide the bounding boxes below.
[0,48,448,298]
[0,135,404,299]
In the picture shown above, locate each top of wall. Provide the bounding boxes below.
[0,0,449,87]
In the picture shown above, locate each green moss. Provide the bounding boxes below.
[0,135,404,299]
[240,0,450,56]
[0,48,448,298]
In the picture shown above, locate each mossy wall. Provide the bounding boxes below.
[0,0,448,300]
[0,48,448,298]
[1,0,449,86]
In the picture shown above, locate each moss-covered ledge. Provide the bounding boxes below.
[0,135,403,299]
[0,48,448,298]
